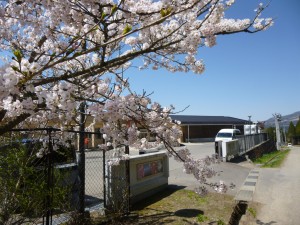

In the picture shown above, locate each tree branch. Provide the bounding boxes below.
[0,113,31,136]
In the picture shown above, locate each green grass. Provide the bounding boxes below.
[90,188,261,225]
[253,149,290,168]
[197,214,209,222]
[217,219,226,225]
[247,207,257,218]
[99,188,238,224]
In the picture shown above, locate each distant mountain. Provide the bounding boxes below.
[264,111,300,129]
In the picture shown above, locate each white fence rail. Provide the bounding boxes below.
[216,133,268,161]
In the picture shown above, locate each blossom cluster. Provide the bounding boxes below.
[88,92,182,150]
[0,1,273,134]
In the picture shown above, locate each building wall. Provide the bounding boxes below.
[76,117,105,150]
[180,124,245,142]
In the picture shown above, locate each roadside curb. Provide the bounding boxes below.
[234,169,259,202]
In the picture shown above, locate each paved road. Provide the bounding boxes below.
[168,143,252,196]
[254,146,300,224]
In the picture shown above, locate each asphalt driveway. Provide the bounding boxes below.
[168,143,252,196]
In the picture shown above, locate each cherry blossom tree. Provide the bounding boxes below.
[0,0,273,194]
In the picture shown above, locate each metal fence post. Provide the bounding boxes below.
[78,103,86,214]
[125,145,130,214]
[103,147,106,209]
[45,127,53,225]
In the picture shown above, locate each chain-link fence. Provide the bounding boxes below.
[84,148,105,212]
[104,147,130,216]
[0,128,80,224]
[0,127,130,224]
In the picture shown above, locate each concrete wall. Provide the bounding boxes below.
[219,139,276,162]
[217,134,271,161]
[245,140,276,161]
[129,151,169,204]
[221,140,240,161]
[105,151,169,209]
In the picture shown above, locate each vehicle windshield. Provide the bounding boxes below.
[216,133,232,138]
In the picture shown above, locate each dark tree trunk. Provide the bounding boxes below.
[228,201,248,225]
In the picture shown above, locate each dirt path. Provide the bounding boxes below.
[254,146,300,224]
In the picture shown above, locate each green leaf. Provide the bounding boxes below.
[13,49,22,62]
[73,52,81,57]
[122,24,132,35]
[160,7,172,17]
[160,9,167,17]
[101,12,107,20]
[11,66,20,72]
[111,4,117,15]
[65,48,74,56]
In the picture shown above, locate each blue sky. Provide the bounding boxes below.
[127,0,300,122]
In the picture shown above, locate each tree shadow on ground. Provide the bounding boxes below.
[228,155,248,164]
[129,185,204,225]
[174,208,203,218]
[136,208,204,225]
[131,185,186,210]
[256,219,277,225]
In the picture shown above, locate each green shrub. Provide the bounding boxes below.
[0,142,73,224]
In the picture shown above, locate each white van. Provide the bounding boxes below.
[215,129,241,142]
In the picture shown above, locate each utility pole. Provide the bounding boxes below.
[273,113,282,150]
